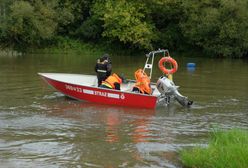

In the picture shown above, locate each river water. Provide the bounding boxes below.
[0,51,247,168]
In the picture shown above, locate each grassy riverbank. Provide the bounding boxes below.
[180,129,248,168]
[24,37,144,56]
[1,37,196,59]
[1,37,146,58]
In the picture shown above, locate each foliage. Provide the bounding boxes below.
[41,36,105,56]
[146,0,185,50]
[56,0,92,36]
[0,0,58,47]
[75,15,103,41]
[180,128,248,168]
[92,0,157,49]
[0,0,248,57]
[180,0,248,57]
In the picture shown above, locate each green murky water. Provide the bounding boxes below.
[0,52,247,167]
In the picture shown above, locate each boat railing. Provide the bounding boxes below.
[143,49,170,80]
[145,49,170,58]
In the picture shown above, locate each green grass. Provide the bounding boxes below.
[40,37,105,56]
[180,129,248,168]
[33,36,144,57]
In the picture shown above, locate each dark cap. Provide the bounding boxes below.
[102,53,109,58]
[101,53,111,63]
[99,57,105,62]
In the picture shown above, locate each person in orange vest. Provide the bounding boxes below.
[132,69,152,95]
[99,73,123,90]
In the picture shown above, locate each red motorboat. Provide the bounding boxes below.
[38,49,192,109]
[38,73,159,109]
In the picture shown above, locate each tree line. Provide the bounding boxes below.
[0,0,247,58]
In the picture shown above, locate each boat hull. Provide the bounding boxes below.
[40,73,157,109]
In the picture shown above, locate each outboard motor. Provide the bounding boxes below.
[156,76,193,107]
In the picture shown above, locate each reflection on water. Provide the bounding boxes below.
[0,53,248,167]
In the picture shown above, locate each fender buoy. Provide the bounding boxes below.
[187,63,196,72]
[187,63,196,67]
[158,57,178,74]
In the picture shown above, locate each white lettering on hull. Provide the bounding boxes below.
[107,93,119,99]
[65,84,82,93]
[65,84,125,99]
[83,89,94,95]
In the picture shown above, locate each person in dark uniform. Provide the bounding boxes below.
[95,54,112,86]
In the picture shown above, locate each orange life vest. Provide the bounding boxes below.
[133,69,152,94]
[102,73,122,89]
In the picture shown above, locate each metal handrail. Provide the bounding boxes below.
[143,49,170,79]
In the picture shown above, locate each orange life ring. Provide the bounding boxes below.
[158,57,178,74]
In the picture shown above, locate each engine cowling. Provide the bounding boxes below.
[156,76,193,106]
[156,76,178,95]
